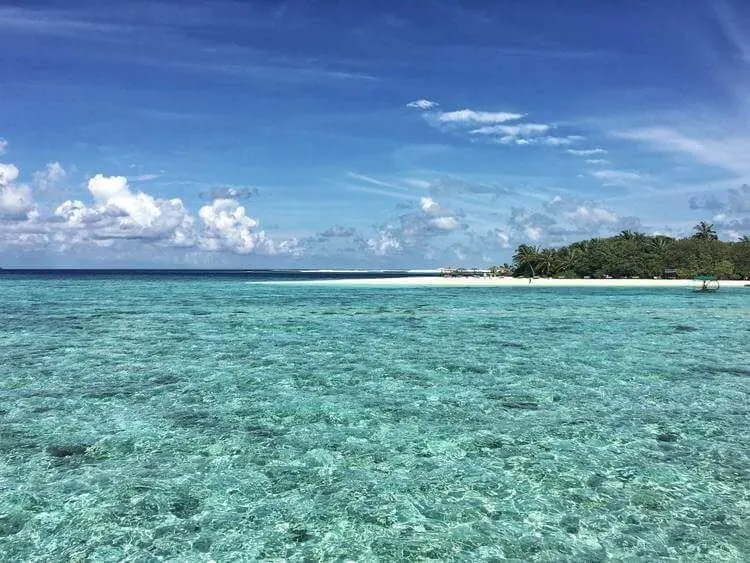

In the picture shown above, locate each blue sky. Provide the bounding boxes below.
[1,0,749,267]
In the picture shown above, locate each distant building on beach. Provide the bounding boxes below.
[440,267,488,278]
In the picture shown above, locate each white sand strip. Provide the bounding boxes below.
[272,277,750,288]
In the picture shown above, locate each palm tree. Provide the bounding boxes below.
[513,244,540,277]
[692,221,718,241]
[537,249,560,277]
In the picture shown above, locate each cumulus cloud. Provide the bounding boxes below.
[566,148,608,156]
[0,157,299,258]
[32,161,66,191]
[366,231,402,256]
[198,198,275,254]
[366,196,461,257]
[727,184,750,213]
[501,195,642,246]
[508,207,557,242]
[566,205,618,225]
[0,162,19,185]
[545,196,618,228]
[430,216,459,230]
[54,174,195,246]
[688,193,725,211]
[688,185,750,214]
[406,99,438,110]
[420,196,440,214]
[0,184,36,220]
[0,162,36,220]
[418,196,460,230]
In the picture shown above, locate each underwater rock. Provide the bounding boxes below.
[672,324,698,333]
[289,523,311,543]
[473,435,504,450]
[83,388,133,399]
[46,444,89,458]
[586,473,606,488]
[192,535,213,553]
[560,514,580,534]
[500,341,527,349]
[0,511,28,537]
[656,432,679,442]
[169,494,201,519]
[151,374,181,386]
[500,401,541,410]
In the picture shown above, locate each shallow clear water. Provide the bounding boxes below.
[1,275,748,561]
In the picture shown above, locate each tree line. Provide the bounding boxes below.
[508,222,750,280]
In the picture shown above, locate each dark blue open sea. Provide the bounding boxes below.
[0,271,748,560]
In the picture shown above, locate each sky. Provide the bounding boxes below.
[1,0,749,268]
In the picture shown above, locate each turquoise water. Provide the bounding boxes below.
[1,275,748,561]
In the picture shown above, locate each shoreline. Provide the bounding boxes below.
[265,276,750,288]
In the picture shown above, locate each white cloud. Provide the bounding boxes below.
[406,99,438,110]
[430,216,459,230]
[470,123,550,136]
[413,104,582,149]
[524,226,543,241]
[0,138,7,155]
[541,135,582,146]
[437,109,525,125]
[0,184,35,220]
[366,231,402,256]
[495,230,510,248]
[615,127,750,177]
[131,173,161,181]
[566,148,607,156]
[419,196,440,214]
[0,164,301,258]
[33,161,66,191]
[470,123,550,137]
[590,169,642,184]
[54,174,195,245]
[0,162,36,220]
[585,158,608,165]
[0,163,19,185]
[198,198,273,254]
[566,205,618,225]
[364,196,461,257]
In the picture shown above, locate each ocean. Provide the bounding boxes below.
[0,271,748,560]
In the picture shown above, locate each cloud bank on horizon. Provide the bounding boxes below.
[1,0,749,266]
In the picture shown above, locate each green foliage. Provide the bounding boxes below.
[504,223,750,280]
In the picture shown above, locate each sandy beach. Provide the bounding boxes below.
[294,276,750,288]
